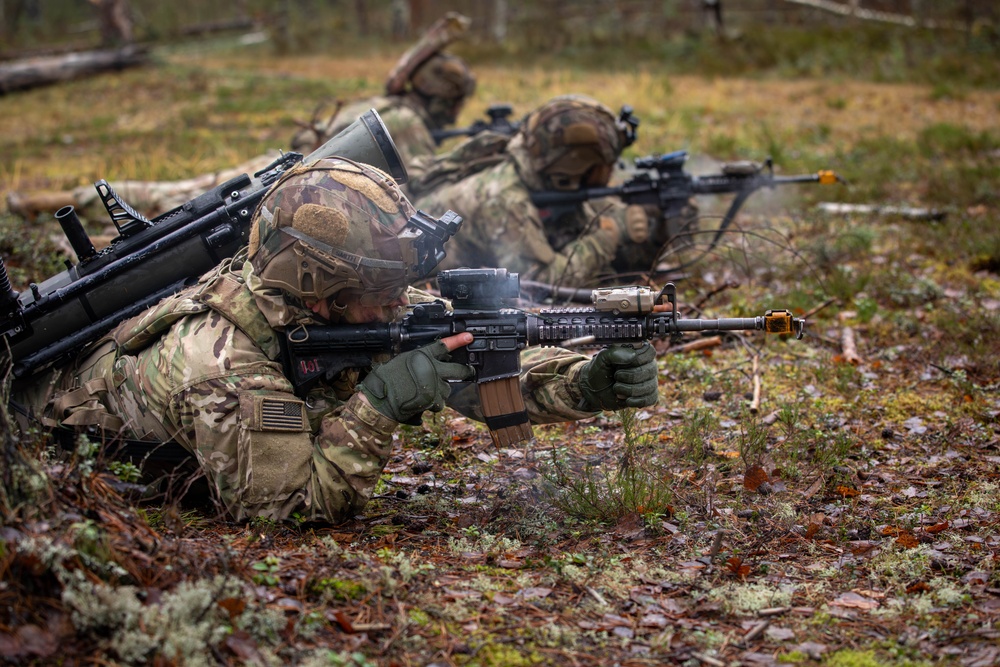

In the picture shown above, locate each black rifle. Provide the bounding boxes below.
[531,150,842,277]
[431,103,520,145]
[0,110,412,380]
[283,268,805,447]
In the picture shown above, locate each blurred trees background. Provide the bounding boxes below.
[1,0,998,86]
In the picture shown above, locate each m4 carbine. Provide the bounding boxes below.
[431,103,520,145]
[283,267,805,448]
[530,150,842,276]
[0,110,412,380]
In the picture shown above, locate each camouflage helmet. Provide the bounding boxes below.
[410,53,476,100]
[520,95,627,191]
[248,158,418,308]
[409,53,476,129]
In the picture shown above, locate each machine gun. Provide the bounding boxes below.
[431,103,520,145]
[282,268,805,447]
[530,150,842,277]
[0,110,410,380]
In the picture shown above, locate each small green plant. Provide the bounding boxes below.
[108,461,142,484]
[542,409,673,522]
[251,555,281,586]
[738,412,768,467]
[676,408,720,465]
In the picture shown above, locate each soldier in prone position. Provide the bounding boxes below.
[409,95,651,287]
[11,159,659,524]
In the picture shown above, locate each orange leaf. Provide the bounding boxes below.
[896,532,919,549]
[744,465,769,492]
[880,526,902,537]
[834,485,859,498]
[924,521,949,534]
[217,598,246,622]
[726,556,751,579]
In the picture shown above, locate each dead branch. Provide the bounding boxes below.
[817,201,946,222]
[0,45,149,95]
[694,280,740,310]
[839,311,863,364]
[670,335,722,354]
[801,297,839,320]
[783,0,967,30]
[749,354,762,413]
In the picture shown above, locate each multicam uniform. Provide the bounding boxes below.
[17,257,597,522]
[411,95,639,286]
[413,158,621,285]
[15,158,598,525]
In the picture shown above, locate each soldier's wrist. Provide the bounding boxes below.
[348,391,400,434]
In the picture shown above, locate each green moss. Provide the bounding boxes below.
[408,608,431,626]
[461,643,544,667]
[309,578,367,602]
[822,650,881,667]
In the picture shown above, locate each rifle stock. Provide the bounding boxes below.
[284,268,805,446]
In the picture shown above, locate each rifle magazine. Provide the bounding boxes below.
[478,376,532,447]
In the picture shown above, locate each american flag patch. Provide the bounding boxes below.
[260,398,306,431]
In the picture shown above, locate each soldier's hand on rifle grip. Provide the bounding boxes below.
[360,334,475,424]
[578,343,659,411]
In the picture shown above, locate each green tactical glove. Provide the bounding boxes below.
[360,341,475,424]
[578,343,660,411]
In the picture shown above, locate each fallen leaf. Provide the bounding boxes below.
[834,485,859,498]
[830,592,879,610]
[896,532,919,549]
[924,521,950,534]
[744,465,769,492]
[766,626,796,641]
[218,598,246,622]
[726,556,751,578]
[516,587,552,600]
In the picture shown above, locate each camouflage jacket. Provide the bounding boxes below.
[412,159,621,285]
[19,254,597,523]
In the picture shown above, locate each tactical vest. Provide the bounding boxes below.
[406,130,512,198]
[44,254,280,444]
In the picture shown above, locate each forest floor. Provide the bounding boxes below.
[1,36,999,666]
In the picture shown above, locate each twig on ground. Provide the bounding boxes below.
[748,354,762,413]
[695,281,741,310]
[802,297,839,320]
[839,311,863,364]
[670,336,722,354]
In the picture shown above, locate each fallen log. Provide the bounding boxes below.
[0,44,150,95]
[817,201,946,222]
